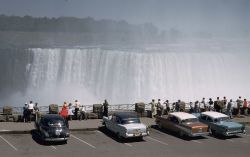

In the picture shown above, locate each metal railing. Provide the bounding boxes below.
[1,101,249,115]
[0,104,151,114]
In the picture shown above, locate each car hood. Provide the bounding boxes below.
[217,121,243,128]
[122,123,147,130]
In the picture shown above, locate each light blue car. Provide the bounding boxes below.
[198,111,246,136]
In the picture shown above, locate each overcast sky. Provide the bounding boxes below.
[0,0,249,34]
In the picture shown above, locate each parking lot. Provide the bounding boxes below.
[0,126,249,157]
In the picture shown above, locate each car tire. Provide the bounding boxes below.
[158,123,163,129]
[117,133,123,141]
[179,131,184,137]
[211,129,216,136]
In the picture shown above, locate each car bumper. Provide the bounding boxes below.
[189,132,209,137]
[125,132,149,138]
[44,137,69,142]
[224,130,246,136]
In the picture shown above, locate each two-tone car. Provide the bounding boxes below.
[103,112,149,140]
[36,114,70,143]
[155,112,209,137]
[198,111,246,136]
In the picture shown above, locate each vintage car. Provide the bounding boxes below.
[103,112,149,139]
[36,114,70,142]
[155,112,209,137]
[198,111,246,136]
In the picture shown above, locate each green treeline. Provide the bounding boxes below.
[0,15,158,36]
[0,15,166,47]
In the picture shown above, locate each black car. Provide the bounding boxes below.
[36,114,70,142]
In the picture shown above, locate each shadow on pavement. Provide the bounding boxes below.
[98,126,146,143]
[30,129,67,146]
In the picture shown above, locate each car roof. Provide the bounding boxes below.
[42,114,64,120]
[201,111,228,119]
[113,112,138,119]
[169,112,197,121]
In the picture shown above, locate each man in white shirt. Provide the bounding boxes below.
[28,101,34,122]
[80,105,87,120]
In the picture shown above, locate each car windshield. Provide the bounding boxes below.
[181,118,198,123]
[214,117,230,123]
[44,117,66,127]
[121,118,141,124]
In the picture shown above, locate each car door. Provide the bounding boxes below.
[165,116,179,132]
[170,116,180,133]
[105,115,114,131]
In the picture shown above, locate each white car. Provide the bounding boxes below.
[103,112,149,140]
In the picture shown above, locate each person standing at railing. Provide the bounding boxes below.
[60,102,69,128]
[68,103,74,121]
[208,98,214,111]
[223,96,227,113]
[74,100,80,120]
[200,98,206,112]
[149,99,156,118]
[194,101,200,113]
[226,99,233,119]
[103,99,109,117]
[243,99,248,116]
[23,103,28,122]
[236,96,243,115]
[79,105,88,120]
[28,101,34,122]
[34,102,39,122]
[164,100,170,115]
[156,99,163,116]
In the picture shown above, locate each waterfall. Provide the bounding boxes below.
[23,47,250,105]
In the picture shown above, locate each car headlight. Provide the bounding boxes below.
[44,131,49,137]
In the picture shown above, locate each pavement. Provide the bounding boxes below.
[1,115,250,134]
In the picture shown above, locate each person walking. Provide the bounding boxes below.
[103,99,109,117]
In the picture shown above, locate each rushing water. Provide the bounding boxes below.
[1,44,250,106]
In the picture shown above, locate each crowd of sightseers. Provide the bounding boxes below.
[22,99,110,123]
[149,96,249,118]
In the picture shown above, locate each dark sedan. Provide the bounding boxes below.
[36,114,70,142]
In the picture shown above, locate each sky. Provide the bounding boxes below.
[0,0,250,34]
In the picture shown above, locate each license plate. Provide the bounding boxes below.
[134,132,141,136]
[198,128,203,133]
[55,130,61,136]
